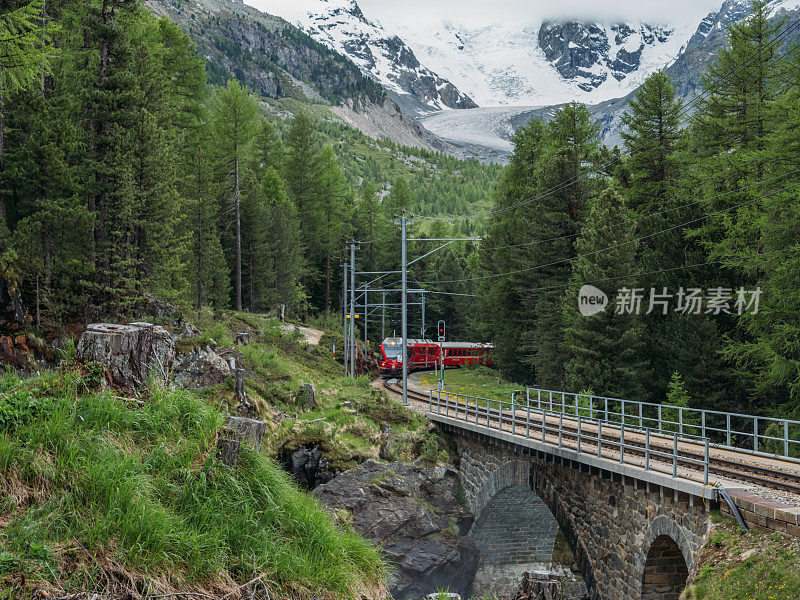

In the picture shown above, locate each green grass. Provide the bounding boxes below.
[416,365,523,403]
[0,369,386,598]
[684,520,800,600]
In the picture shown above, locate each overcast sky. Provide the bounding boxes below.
[249,0,725,28]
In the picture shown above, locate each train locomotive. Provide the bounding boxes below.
[378,337,494,376]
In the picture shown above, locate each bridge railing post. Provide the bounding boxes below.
[558,412,563,447]
[549,391,553,413]
[526,399,531,439]
[786,420,790,458]
[542,409,546,443]
[639,403,643,429]
[702,410,707,440]
[428,390,432,413]
[597,421,602,457]
[511,393,517,435]
[673,432,678,478]
[658,405,663,434]
[499,400,503,432]
[577,416,582,454]
[754,417,759,453]
[645,428,650,472]
[726,413,731,447]
[620,422,625,464]
[704,438,710,485]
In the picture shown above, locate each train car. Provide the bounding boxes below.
[379,337,493,377]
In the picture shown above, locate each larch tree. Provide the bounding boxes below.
[210,79,259,311]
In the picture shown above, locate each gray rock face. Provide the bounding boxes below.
[538,22,672,92]
[77,323,175,392]
[285,444,334,489]
[313,460,479,600]
[173,346,232,388]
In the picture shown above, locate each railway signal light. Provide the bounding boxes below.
[437,320,446,342]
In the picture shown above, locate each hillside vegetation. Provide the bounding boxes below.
[0,368,387,599]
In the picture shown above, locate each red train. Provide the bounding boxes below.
[379,337,494,376]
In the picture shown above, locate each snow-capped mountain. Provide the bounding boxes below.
[393,20,695,107]
[290,0,476,115]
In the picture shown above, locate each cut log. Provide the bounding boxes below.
[76,322,175,392]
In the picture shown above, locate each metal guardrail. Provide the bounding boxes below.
[524,387,800,461]
[428,389,711,485]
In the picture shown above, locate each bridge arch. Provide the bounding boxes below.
[640,517,692,600]
[465,459,593,598]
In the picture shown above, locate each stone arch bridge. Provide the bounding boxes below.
[453,433,705,600]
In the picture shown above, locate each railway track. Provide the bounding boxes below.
[383,379,800,495]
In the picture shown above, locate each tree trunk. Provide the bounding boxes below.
[234,152,242,311]
[249,240,255,312]
[325,250,331,311]
[0,87,6,226]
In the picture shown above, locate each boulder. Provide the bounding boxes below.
[173,346,231,388]
[77,323,174,392]
[314,460,479,600]
[174,321,200,340]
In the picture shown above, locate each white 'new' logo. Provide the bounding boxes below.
[578,285,608,316]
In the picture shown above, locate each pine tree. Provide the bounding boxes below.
[0,0,56,227]
[563,188,648,399]
[523,103,603,388]
[384,176,413,216]
[210,79,259,311]
[479,119,548,382]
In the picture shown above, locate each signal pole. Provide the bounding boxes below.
[398,211,410,406]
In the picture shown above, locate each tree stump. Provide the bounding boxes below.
[77,322,174,392]
[296,383,317,409]
[235,332,250,346]
[216,416,267,468]
[513,571,563,600]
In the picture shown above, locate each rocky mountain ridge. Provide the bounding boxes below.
[293,0,478,115]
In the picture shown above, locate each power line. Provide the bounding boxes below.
[417,181,800,285]
[516,245,800,296]
[485,167,800,252]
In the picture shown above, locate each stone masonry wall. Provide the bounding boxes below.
[471,485,559,597]
[456,436,711,600]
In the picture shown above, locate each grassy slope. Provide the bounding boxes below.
[684,516,800,599]
[0,310,433,599]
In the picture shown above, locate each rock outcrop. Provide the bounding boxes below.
[285,444,335,489]
[172,346,232,388]
[314,460,479,600]
[77,323,174,392]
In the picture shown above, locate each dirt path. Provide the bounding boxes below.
[280,324,324,345]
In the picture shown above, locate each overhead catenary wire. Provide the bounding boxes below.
[416,180,800,285]
[485,167,800,252]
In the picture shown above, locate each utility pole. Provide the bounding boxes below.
[363,284,369,351]
[420,292,426,339]
[343,261,349,376]
[397,211,410,406]
[349,242,357,377]
[381,291,386,341]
